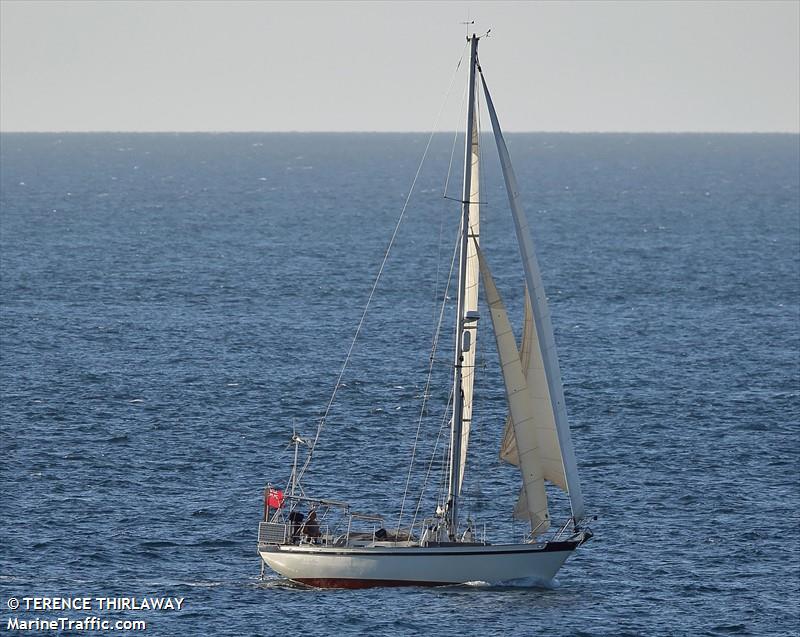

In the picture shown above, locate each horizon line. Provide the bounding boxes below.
[1,129,798,135]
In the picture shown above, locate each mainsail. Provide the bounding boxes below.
[458,108,480,494]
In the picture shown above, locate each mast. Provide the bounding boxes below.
[446,33,479,538]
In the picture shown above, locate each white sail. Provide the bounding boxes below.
[476,245,550,534]
[480,72,585,522]
[499,289,568,492]
[458,108,480,494]
[499,291,532,467]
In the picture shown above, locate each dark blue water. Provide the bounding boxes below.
[1,133,798,636]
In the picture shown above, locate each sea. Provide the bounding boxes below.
[0,132,798,636]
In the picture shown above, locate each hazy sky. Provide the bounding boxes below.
[1,0,798,132]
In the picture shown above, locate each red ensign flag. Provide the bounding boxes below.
[266,488,284,509]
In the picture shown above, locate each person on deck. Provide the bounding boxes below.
[288,510,304,543]
[302,510,321,542]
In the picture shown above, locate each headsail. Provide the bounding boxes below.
[458,105,481,494]
[499,289,567,492]
[479,70,585,523]
[476,245,550,534]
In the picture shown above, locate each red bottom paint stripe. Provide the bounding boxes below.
[295,578,450,589]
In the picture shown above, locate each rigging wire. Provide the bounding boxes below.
[296,43,468,487]
[409,386,453,535]
[433,52,469,330]
[404,57,482,535]
[436,404,452,509]
[395,227,461,535]
[442,79,469,199]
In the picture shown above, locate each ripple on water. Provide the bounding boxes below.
[1,133,798,636]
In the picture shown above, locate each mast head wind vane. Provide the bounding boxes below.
[461,20,491,42]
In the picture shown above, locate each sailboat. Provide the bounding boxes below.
[258,33,592,588]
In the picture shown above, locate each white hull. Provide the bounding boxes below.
[259,541,578,588]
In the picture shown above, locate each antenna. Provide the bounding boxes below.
[461,18,474,40]
[288,421,309,497]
